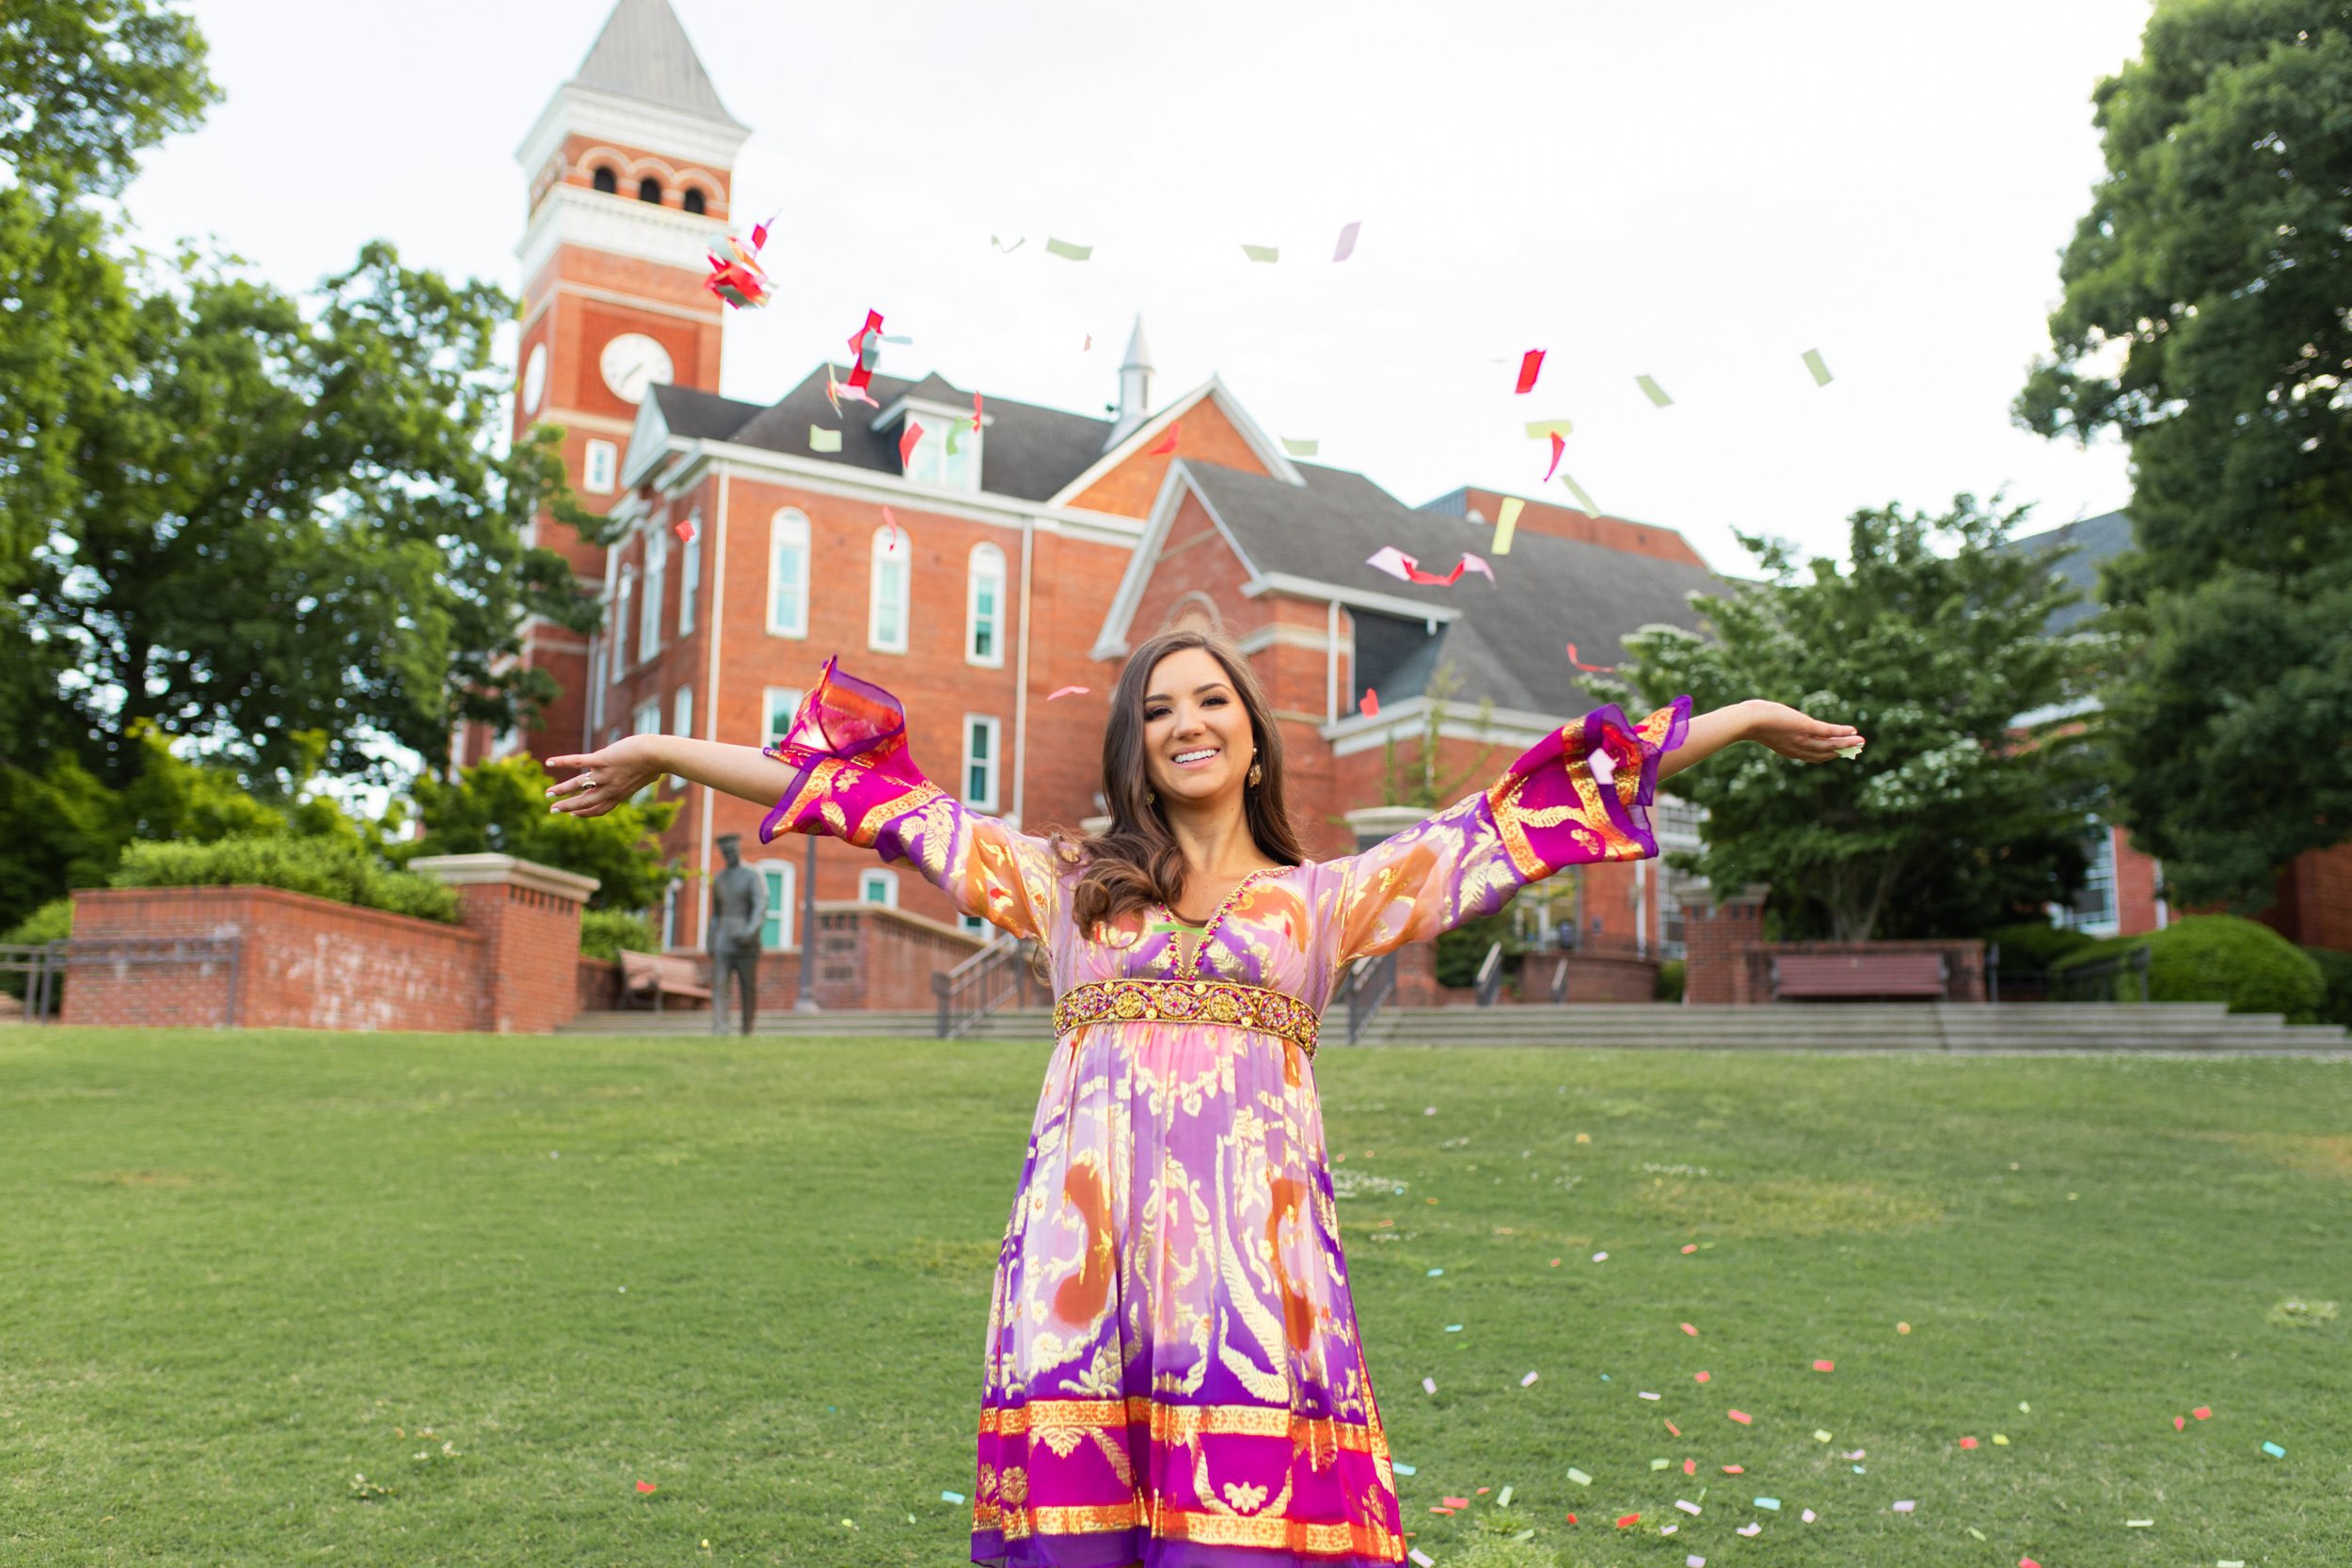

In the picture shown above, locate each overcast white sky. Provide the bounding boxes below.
[124,0,2151,576]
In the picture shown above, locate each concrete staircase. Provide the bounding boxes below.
[558,1001,2348,1052]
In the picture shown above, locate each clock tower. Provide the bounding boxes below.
[472,0,749,768]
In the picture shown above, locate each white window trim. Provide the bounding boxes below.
[966,541,1007,669]
[869,520,910,655]
[638,532,667,664]
[757,860,797,951]
[767,508,810,639]
[858,868,900,909]
[583,438,618,494]
[762,686,804,749]
[962,713,1002,812]
[678,520,701,637]
[612,569,635,677]
[629,699,661,802]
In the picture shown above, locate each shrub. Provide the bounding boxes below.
[112,836,461,924]
[2303,945,2352,1031]
[580,909,659,961]
[1435,911,1513,990]
[2050,914,2324,1022]
[1984,920,2098,972]
[1,897,73,1006]
[1655,958,1686,1004]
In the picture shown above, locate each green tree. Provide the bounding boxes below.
[399,756,679,912]
[2015,0,2352,911]
[1589,495,2110,942]
[1378,661,1500,809]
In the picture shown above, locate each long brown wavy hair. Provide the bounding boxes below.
[1067,628,1307,933]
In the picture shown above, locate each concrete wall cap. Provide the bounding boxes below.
[408,853,600,903]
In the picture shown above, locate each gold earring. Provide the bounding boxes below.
[1247,759,1263,787]
[1146,789,1156,805]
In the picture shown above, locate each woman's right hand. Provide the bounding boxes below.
[546,735,668,817]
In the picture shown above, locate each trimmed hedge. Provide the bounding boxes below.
[111,836,461,925]
[1983,920,2098,972]
[580,909,659,961]
[2303,945,2352,1031]
[2049,914,2324,1023]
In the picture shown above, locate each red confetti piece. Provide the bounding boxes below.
[1359,689,1379,718]
[703,212,778,309]
[1680,1243,1698,1254]
[1544,431,1565,483]
[846,309,884,391]
[1365,546,1492,587]
[1727,1410,1753,1425]
[1812,1359,1836,1372]
[1959,1436,1979,1449]
[2193,1406,2212,1419]
[1565,1513,1577,1526]
[882,505,901,555]
[1515,349,1545,394]
[1566,641,1617,673]
[900,421,925,468]
[1147,421,1181,456]
[1681,1460,1695,1476]
[1475,1488,1490,1496]
[1045,685,1089,702]
[971,391,984,433]
[1664,1419,1681,1436]
[636,1481,658,1494]
[1441,1497,1470,1509]
[2174,1416,2185,1431]
[1722,1465,1743,1474]
[1615,1513,1641,1528]
[2021,1559,2041,1568]
[1694,1371,1710,1383]
[1680,1323,1699,1337]
[672,516,695,544]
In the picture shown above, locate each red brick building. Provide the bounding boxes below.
[453,0,1753,982]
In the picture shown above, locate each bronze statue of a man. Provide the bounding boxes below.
[707,833,767,1036]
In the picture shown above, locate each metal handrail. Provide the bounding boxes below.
[932,935,1038,1039]
[1548,955,1570,1004]
[2049,943,2152,1005]
[1343,950,1398,1044]
[1473,942,1505,1007]
[0,936,243,1026]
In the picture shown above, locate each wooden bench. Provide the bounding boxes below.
[618,950,712,1011]
[1772,951,1947,1002]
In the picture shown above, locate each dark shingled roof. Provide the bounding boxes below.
[718,365,1120,504]
[647,384,761,442]
[571,0,746,128]
[1181,461,1731,715]
[1993,509,2135,636]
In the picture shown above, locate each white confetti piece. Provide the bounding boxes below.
[1801,1509,1816,1522]
[1422,1377,1437,1395]
[2125,1519,2153,1528]
[1676,1499,1701,1516]
[1892,1500,1915,1513]
[1566,1467,1591,1486]
[1409,1551,1436,1568]
[1592,1251,1608,1262]
[1686,1557,1705,1568]
[1737,1523,1760,1537]
[1520,1371,1539,1387]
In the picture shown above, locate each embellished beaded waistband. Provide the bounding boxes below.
[1052,977,1319,1059]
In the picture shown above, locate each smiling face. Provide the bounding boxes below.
[1141,646,1258,811]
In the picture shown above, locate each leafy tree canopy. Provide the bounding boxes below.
[1589,496,2111,942]
[2016,0,2352,910]
[398,756,679,913]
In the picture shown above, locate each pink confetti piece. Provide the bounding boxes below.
[1727,1409,1752,1425]
[1422,1377,1437,1395]
[1566,641,1617,673]
[1681,1243,1698,1254]
[881,506,901,555]
[2193,1406,2212,1419]
[1441,1497,1470,1509]
[971,391,984,433]
[1543,431,1565,483]
[899,420,926,468]
[1676,1499,1701,1515]
[1812,1359,1836,1372]
[1682,1459,1696,1476]
[1147,421,1181,456]
[1592,1250,1608,1261]
[1680,1323,1699,1337]
[1520,1371,1539,1386]
[1045,685,1089,702]
[1638,1391,1661,1402]
[2020,1559,2042,1568]
[1359,688,1378,718]
[1959,1436,1979,1449]
[1333,221,1361,261]
[1802,1509,1816,1523]
[1892,1500,1915,1513]
[636,1481,658,1494]
[1664,1419,1681,1436]
[672,515,695,544]
[1516,349,1545,394]
[1687,1557,1706,1568]
[1722,1465,1743,1474]
[846,309,884,392]
[1737,1523,1761,1536]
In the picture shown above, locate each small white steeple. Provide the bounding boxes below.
[1107,314,1154,446]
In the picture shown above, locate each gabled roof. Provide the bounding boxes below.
[571,0,747,129]
[647,383,762,441]
[1993,508,2134,636]
[1049,376,1303,506]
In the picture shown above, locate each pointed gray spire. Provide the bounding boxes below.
[1108,314,1155,446]
[571,0,747,129]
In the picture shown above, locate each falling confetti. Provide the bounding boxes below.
[1492,496,1524,555]
[1558,470,1601,515]
[899,421,926,469]
[1543,431,1566,483]
[845,309,885,394]
[1566,642,1616,673]
[672,515,695,544]
[1045,685,1089,702]
[1516,350,1546,394]
[1045,237,1092,261]
[1359,689,1379,718]
[703,213,776,309]
[1147,422,1182,456]
[1636,373,1673,406]
[1333,221,1361,261]
[809,426,842,453]
[1240,244,1279,262]
[1364,546,1493,587]
[882,505,901,555]
[1281,436,1320,457]
[990,235,1025,253]
[1803,347,1833,386]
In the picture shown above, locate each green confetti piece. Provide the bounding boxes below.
[1755,1497,1780,1510]
[809,426,842,452]
[1803,347,1833,386]
[1650,1458,1671,1471]
[1558,471,1600,515]
[1497,1486,1514,1509]
[1391,1463,1417,1476]
[1427,1268,1443,1277]
[1523,419,1575,440]
[942,1490,965,1504]
[2262,1441,2285,1457]
[1241,244,1279,263]
[946,422,960,456]
[1445,1324,1462,1332]
[1045,237,1093,261]
[1967,1527,1985,1541]
[1566,1468,1593,1486]
[1812,1430,1833,1443]
[1636,373,1673,407]
[1280,436,1319,457]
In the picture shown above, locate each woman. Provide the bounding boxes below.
[547,628,1863,1567]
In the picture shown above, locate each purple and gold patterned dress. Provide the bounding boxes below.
[758,659,1691,1568]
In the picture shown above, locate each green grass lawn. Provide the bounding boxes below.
[2,1028,2347,1568]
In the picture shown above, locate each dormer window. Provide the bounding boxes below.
[592,166,618,195]
[898,407,981,493]
[682,188,707,215]
[638,177,662,204]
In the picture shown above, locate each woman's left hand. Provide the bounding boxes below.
[1744,700,1865,764]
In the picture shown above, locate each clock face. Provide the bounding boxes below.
[599,332,674,404]
[520,342,548,415]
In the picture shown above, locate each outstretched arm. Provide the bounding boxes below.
[1656,700,1865,784]
[546,734,783,818]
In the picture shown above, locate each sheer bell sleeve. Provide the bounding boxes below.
[755,657,1064,942]
[1328,696,1692,965]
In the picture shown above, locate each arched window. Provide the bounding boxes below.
[965,542,1006,668]
[869,521,910,654]
[682,187,707,215]
[592,166,618,194]
[766,509,809,638]
[637,177,662,204]
[757,861,797,951]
